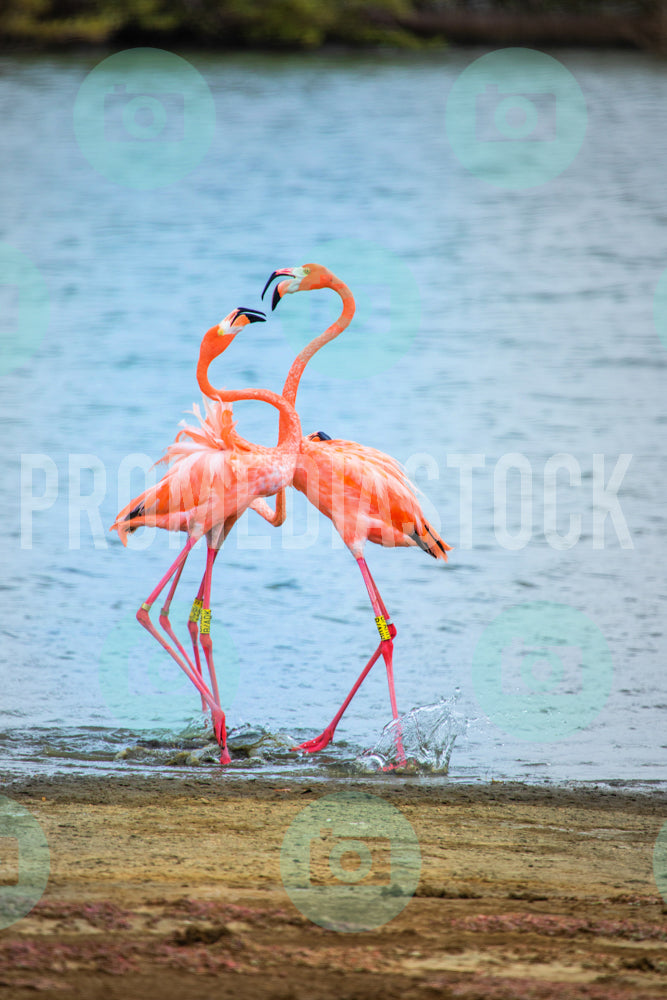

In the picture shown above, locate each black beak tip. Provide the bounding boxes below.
[261,270,280,301]
[271,285,283,311]
[238,306,266,324]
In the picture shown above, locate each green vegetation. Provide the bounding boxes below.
[0,0,664,50]
[0,0,417,48]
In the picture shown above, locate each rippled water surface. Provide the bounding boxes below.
[1,48,666,787]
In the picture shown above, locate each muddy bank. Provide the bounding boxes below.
[1,775,666,998]
[4,771,667,810]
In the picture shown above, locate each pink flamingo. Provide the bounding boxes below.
[260,265,451,758]
[111,307,302,764]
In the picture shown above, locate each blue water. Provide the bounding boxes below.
[1,48,667,786]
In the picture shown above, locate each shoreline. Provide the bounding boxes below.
[2,773,666,998]
[5,771,667,808]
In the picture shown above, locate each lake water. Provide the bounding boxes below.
[1,46,666,788]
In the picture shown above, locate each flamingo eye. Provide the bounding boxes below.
[303,267,311,275]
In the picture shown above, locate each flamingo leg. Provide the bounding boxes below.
[185,577,208,713]
[294,557,406,765]
[294,643,384,754]
[356,557,406,767]
[357,557,400,713]
[197,546,231,766]
[135,538,225,740]
[157,554,208,713]
[250,490,287,527]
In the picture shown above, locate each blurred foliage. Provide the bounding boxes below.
[0,0,664,49]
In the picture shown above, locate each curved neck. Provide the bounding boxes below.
[282,276,355,411]
[197,331,301,453]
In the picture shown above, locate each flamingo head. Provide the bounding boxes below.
[200,306,265,365]
[217,306,266,335]
[261,263,335,310]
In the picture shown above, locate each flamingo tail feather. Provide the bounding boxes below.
[411,520,452,560]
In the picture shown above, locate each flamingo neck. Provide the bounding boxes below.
[282,277,355,410]
[196,329,234,402]
[197,330,301,454]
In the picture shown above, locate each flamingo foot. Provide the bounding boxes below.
[212,712,231,766]
[292,727,336,754]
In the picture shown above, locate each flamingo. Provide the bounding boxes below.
[259,264,451,759]
[110,307,302,764]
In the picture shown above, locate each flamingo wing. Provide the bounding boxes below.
[293,437,450,558]
[112,400,295,547]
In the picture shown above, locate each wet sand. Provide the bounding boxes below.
[2,775,667,998]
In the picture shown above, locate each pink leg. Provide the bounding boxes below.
[197,546,230,766]
[294,643,384,753]
[157,556,208,713]
[153,541,230,764]
[185,578,208,713]
[357,558,400,717]
[357,557,406,767]
[136,538,224,734]
[294,557,406,765]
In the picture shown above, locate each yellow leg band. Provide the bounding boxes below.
[189,598,203,623]
[200,608,212,635]
[141,602,151,612]
[375,615,391,641]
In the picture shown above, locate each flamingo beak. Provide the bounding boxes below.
[261,268,297,311]
[232,307,266,326]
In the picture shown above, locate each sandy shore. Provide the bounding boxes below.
[1,775,667,998]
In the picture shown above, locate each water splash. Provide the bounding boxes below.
[357,696,466,773]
